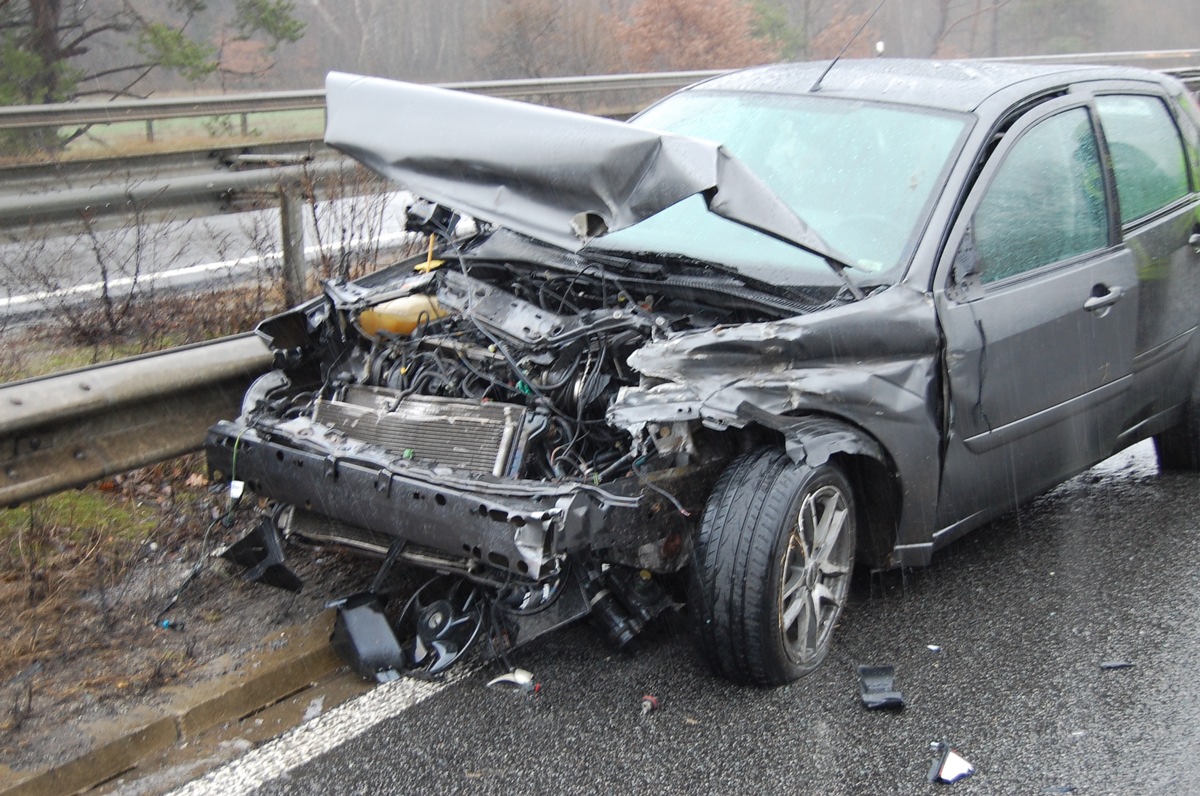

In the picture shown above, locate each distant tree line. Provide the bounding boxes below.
[1,0,1196,104]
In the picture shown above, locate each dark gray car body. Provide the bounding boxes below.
[206,59,1200,618]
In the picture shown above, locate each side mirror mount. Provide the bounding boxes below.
[949,221,983,298]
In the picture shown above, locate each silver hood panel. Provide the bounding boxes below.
[323,71,839,261]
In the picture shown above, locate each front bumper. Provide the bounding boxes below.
[206,419,707,580]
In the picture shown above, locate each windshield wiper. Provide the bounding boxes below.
[609,250,845,309]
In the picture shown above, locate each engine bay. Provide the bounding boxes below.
[205,231,837,678]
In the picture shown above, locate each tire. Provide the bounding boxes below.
[689,447,856,686]
[1155,397,1200,470]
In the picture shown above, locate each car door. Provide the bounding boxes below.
[934,96,1137,528]
[1093,89,1200,437]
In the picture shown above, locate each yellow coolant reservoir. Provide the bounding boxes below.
[358,294,445,336]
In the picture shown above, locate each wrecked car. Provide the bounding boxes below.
[206,60,1200,686]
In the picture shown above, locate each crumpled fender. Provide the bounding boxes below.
[609,286,944,555]
[735,403,887,468]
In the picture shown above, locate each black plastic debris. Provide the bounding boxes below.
[857,664,905,710]
[219,517,303,593]
[1100,660,1135,670]
[329,592,406,683]
[928,742,976,784]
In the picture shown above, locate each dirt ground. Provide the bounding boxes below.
[0,471,379,774]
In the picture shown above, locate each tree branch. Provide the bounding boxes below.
[63,21,137,56]
[936,0,1013,50]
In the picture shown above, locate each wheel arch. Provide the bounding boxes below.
[734,403,902,570]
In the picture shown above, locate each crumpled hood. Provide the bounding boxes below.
[323,71,840,261]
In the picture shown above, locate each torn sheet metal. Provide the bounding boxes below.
[323,72,842,263]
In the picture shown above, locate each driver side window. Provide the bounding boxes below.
[971,108,1108,283]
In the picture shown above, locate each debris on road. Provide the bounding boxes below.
[857,664,905,710]
[1100,660,1135,670]
[928,741,976,784]
[927,644,943,653]
[486,668,538,693]
[328,592,406,683]
[640,694,660,716]
[220,517,303,593]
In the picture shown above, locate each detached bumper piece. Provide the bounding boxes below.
[327,564,672,681]
[217,520,676,680]
[329,593,407,683]
[219,517,303,593]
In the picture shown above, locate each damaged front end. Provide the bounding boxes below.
[204,230,801,678]
[205,71,938,683]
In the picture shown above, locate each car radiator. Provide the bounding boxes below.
[312,385,529,476]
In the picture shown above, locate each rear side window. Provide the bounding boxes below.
[973,108,1108,283]
[1096,94,1190,224]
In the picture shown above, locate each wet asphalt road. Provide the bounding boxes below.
[247,441,1200,795]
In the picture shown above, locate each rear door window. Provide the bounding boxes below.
[1095,94,1190,224]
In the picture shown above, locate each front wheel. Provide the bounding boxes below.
[689,448,856,686]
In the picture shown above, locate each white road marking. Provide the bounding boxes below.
[167,670,466,796]
[1,231,413,310]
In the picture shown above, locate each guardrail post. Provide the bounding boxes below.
[280,187,307,306]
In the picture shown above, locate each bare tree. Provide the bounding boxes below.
[472,0,621,79]
[617,0,780,72]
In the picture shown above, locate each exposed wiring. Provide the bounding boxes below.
[632,457,691,517]
[155,511,225,620]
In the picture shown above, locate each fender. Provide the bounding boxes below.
[736,403,889,468]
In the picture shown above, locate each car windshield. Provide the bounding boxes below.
[594,90,969,286]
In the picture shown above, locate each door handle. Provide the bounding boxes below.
[1084,285,1123,314]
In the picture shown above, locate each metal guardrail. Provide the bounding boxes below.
[0,335,271,506]
[0,70,724,131]
[0,157,373,306]
[0,159,356,231]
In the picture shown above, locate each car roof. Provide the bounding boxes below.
[695,58,1175,114]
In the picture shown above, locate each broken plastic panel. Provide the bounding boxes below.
[857,664,905,710]
[928,742,976,784]
[219,517,303,593]
[329,592,405,683]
